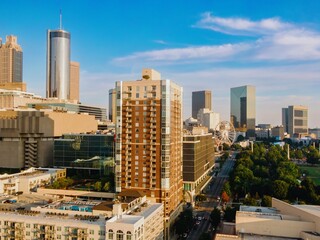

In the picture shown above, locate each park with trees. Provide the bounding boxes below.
[228,143,320,206]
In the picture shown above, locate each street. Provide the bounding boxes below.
[186,155,235,240]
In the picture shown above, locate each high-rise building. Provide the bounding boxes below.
[46,29,71,100]
[197,108,220,131]
[69,61,80,102]
[192,90,212,118]
[282,105,308,137]
[115,68,183,238]
[230,85,256,138]
[183,129,215,205]
[0,35,24,88]
[108,88,116,122]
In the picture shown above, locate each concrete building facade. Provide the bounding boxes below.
[230,85,256,138]
[0,190,163,240]
[197,108,220,131]
[0,167,66,195]
[282,105,308,137]
[115,69,183,238]
[192,90,212,119]
[0,109,98,169]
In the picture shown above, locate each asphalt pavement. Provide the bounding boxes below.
[186,155,235,240]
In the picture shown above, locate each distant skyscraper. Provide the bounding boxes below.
[46,28,70,100]
[192,90,212,118]
[115,69,183,239]
[282,105,308,137]
[69,61,80,102]
[0,35,23,84]
[230,85,256,137]
[108,88,116,122]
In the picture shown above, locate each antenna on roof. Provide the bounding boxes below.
[59,9,62,30]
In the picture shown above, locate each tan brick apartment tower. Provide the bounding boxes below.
[69,61,80,103]
[115,69,183,239]
[0,35,26,91]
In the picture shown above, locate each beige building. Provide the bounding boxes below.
[115,68,183,239]
[0,190,163,240]
[216,198,320,240]
[70,61,80,103]
[0,36,23,84]
[0,167,66,195]
[282,105,308,137]
[0,108,98,169]
[108,88,117,123]
[0,89,47,108]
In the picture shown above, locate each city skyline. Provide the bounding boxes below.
[1,1,320,127]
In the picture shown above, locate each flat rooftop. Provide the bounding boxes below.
[239,206,278,214]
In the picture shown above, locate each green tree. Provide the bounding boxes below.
[307,148,320,164]
[236,135,245,142]
[94,181,102,191]
[224,206,236,222]
[222,181,231,197]
[261,195,272,207]
[103,182,110,192]
[295,149,304,159]
[174,209,193,235]
[210,207,221,228]
[272,180,289,199]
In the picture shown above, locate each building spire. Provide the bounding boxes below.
[59,9,62,30]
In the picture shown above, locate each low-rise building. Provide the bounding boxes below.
[0,168,66,195]
[53,132,115,177]
[0,190,163,240]
[216,198,320,240]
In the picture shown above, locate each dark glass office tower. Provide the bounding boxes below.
[192,90,212,118]
[230,85,256,138]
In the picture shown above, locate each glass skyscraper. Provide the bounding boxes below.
[46,29,70,100]
[230,85,256,138]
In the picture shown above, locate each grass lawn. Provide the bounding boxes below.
[299,165,320,186]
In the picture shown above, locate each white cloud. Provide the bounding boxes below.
[113,14,320,64]
[154,40,168,45]
[79,63,320,127]
[195,12,292,36]
[114,43,249,63]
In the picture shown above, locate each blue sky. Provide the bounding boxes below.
[1,0,320,127]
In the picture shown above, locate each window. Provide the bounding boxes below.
[89,230,94,234]
[26,231,30,236]
[108,230,114,240]
[26,224,30,228]
[57,235,61,239]
[57,227,61,231]
[116,230,124,240]
[127,231,132,240]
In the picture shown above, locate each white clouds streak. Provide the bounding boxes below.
[195,12,292,36]
[113,13,320,63]
[114,43,249,63]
